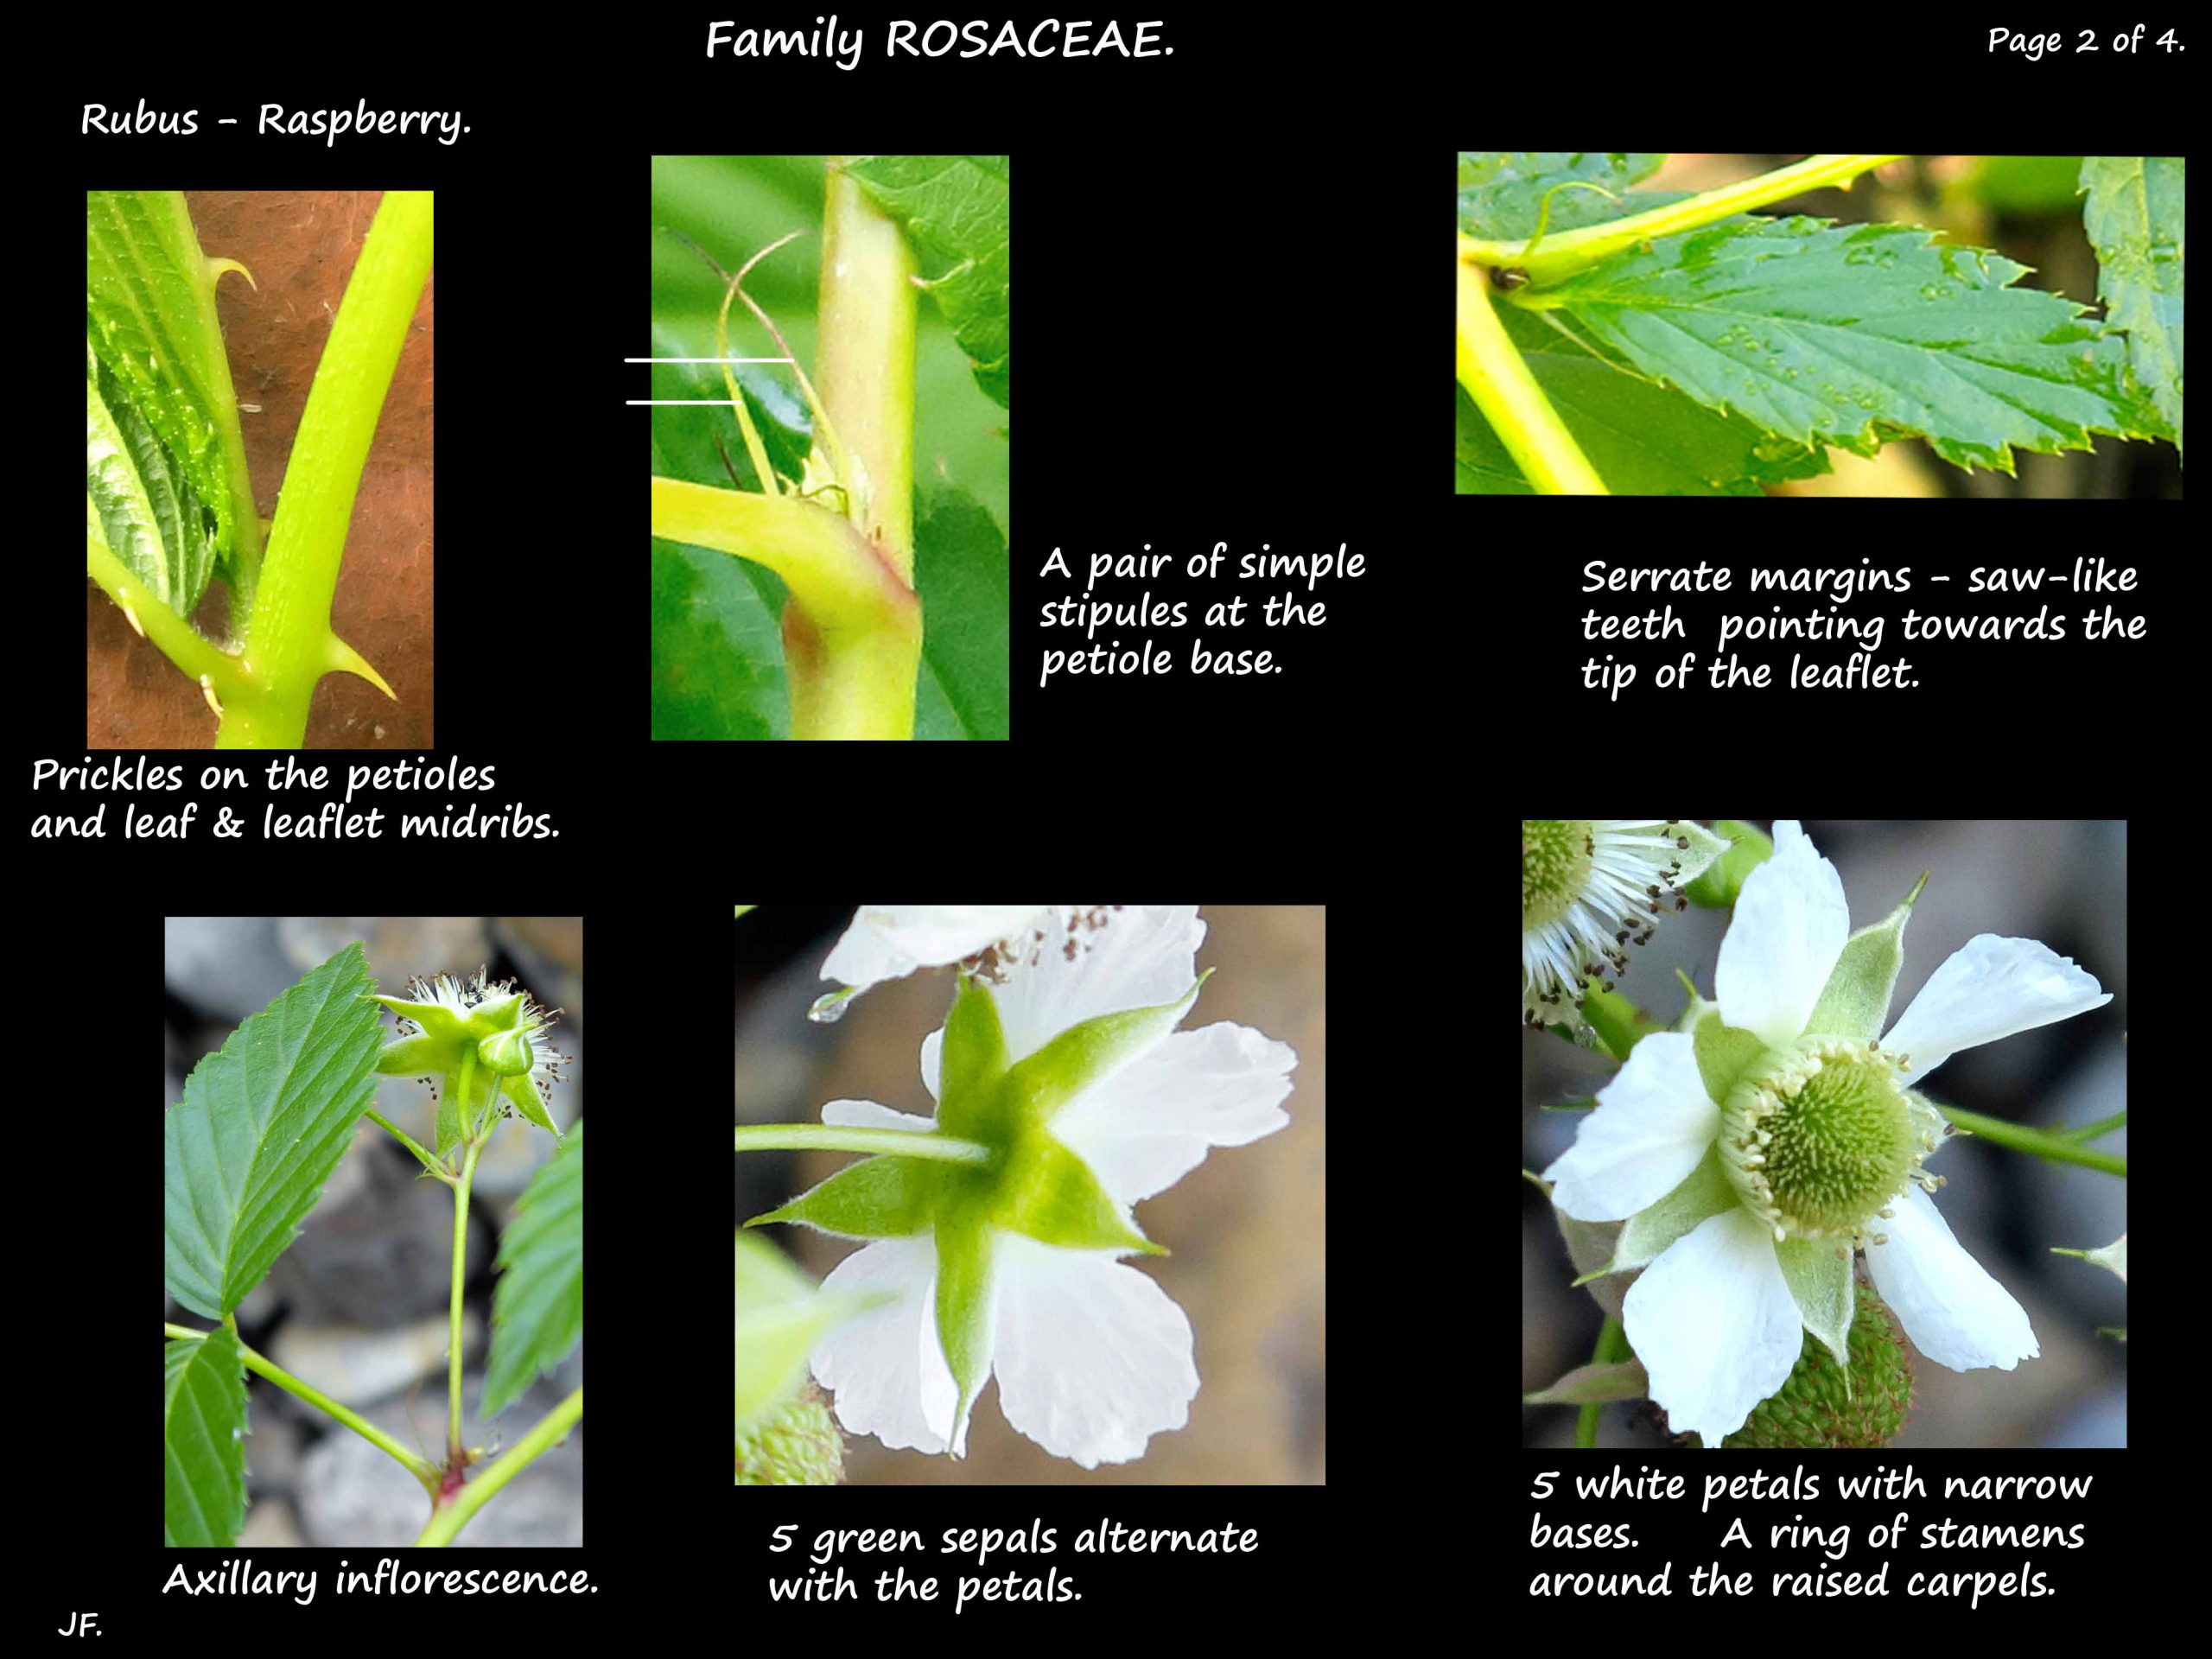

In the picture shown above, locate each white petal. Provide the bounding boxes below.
[810,1238,958,1453]
[1865,1184,2038,1371]
[1879,934,2111,1083]
[1052,1022,1295,1203]
[820,1097,938,1133]
[1541,1033,1718,1221]
[988,1233,1198,1468]
[1714,819,1849,1049]
[823,906,1058,990]
[989,905,1206,1062]
[1624,1208,1802,1446]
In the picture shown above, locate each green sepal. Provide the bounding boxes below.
[982,970,1211,1132]
[435,1085,466,1160]
[933,1215,998,1454]
[747,1153,945,1239]
[1589,1145,1734,1280]
[1682,819,1773,908]
[499,1071,563,1141]
[995,1134,1160,1255]
[1774,1233,1856,1370]
[1805,873,1927,1041]
[938,974,1012,1110]
[1690,1003,1765,1103]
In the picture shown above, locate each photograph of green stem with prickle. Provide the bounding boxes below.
[88,191,434,748]
[651,156,1008,741]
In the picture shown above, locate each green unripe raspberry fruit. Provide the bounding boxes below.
[1696,1281,1914,1448]
[735,1390,844,1485]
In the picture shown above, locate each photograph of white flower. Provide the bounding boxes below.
[738,905,1325,1484]
[1524,822,2126,1448]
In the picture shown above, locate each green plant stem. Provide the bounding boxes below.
[734,1123,994,1165]
[447,1056,481,1464]
[86,534,241,691]
[216,190,431,748]
[1461,154,1907,285]
[1576,1315,1627,1449]
[1457,256,1605,495]
[1939,1106,2126,1176]
[2060,1109,2128,1143]
[652,476,919,738]
[165,1321,441,1493]
[819,157,918,581]
[415,1386,583,1548]
[366,1107,454,1183]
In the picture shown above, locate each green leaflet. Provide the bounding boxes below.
[1456,307,1827,496]
[162,944,385,1321]
[163,1328,249,1547]
[842,155,1010,407]
[1458,153,1674,240]
[87,342,218,611]
[1519,216,2158,473]
[481,1121,584,1419]
[2081,156,2183,459]
[86,191,259,613]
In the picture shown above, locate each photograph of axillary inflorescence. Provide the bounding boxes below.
[1459,156,2181,496]
[1522,821,2126,1449]
[651,156,1009,741]
[164,917,581,1545]
[735,906,1325,1483]
[89,191,434,747]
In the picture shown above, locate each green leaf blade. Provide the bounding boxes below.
[1526,217,2156,473]
[1459,153,1671,239]
[162,944,384,1320]
[86,191,254,600]
[163,1329,249,1546]
[913,488,1008,740]
[481,1120,584,1419]
[842,155,1010,407]
[1456,307,1828,496]
[2081,156,2183,458]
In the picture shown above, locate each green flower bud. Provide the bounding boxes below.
[477,1027,534,1077]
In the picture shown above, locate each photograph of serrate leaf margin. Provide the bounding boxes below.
[1456,156,2181,497]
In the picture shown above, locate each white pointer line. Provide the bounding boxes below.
[626,356,793,364]
[628,399,754,405]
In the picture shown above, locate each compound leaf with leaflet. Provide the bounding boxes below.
[163,944,385,1321]
[842,155,1010,407]
[482,1120,584,1419]
[1514,216,2157,473]
[163,1328,249,1546]
[1457,304,1827,495]
[2081,156,2183,459]
[86,191,260,614]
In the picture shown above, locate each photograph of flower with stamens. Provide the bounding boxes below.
[1522,822,2126,1449]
